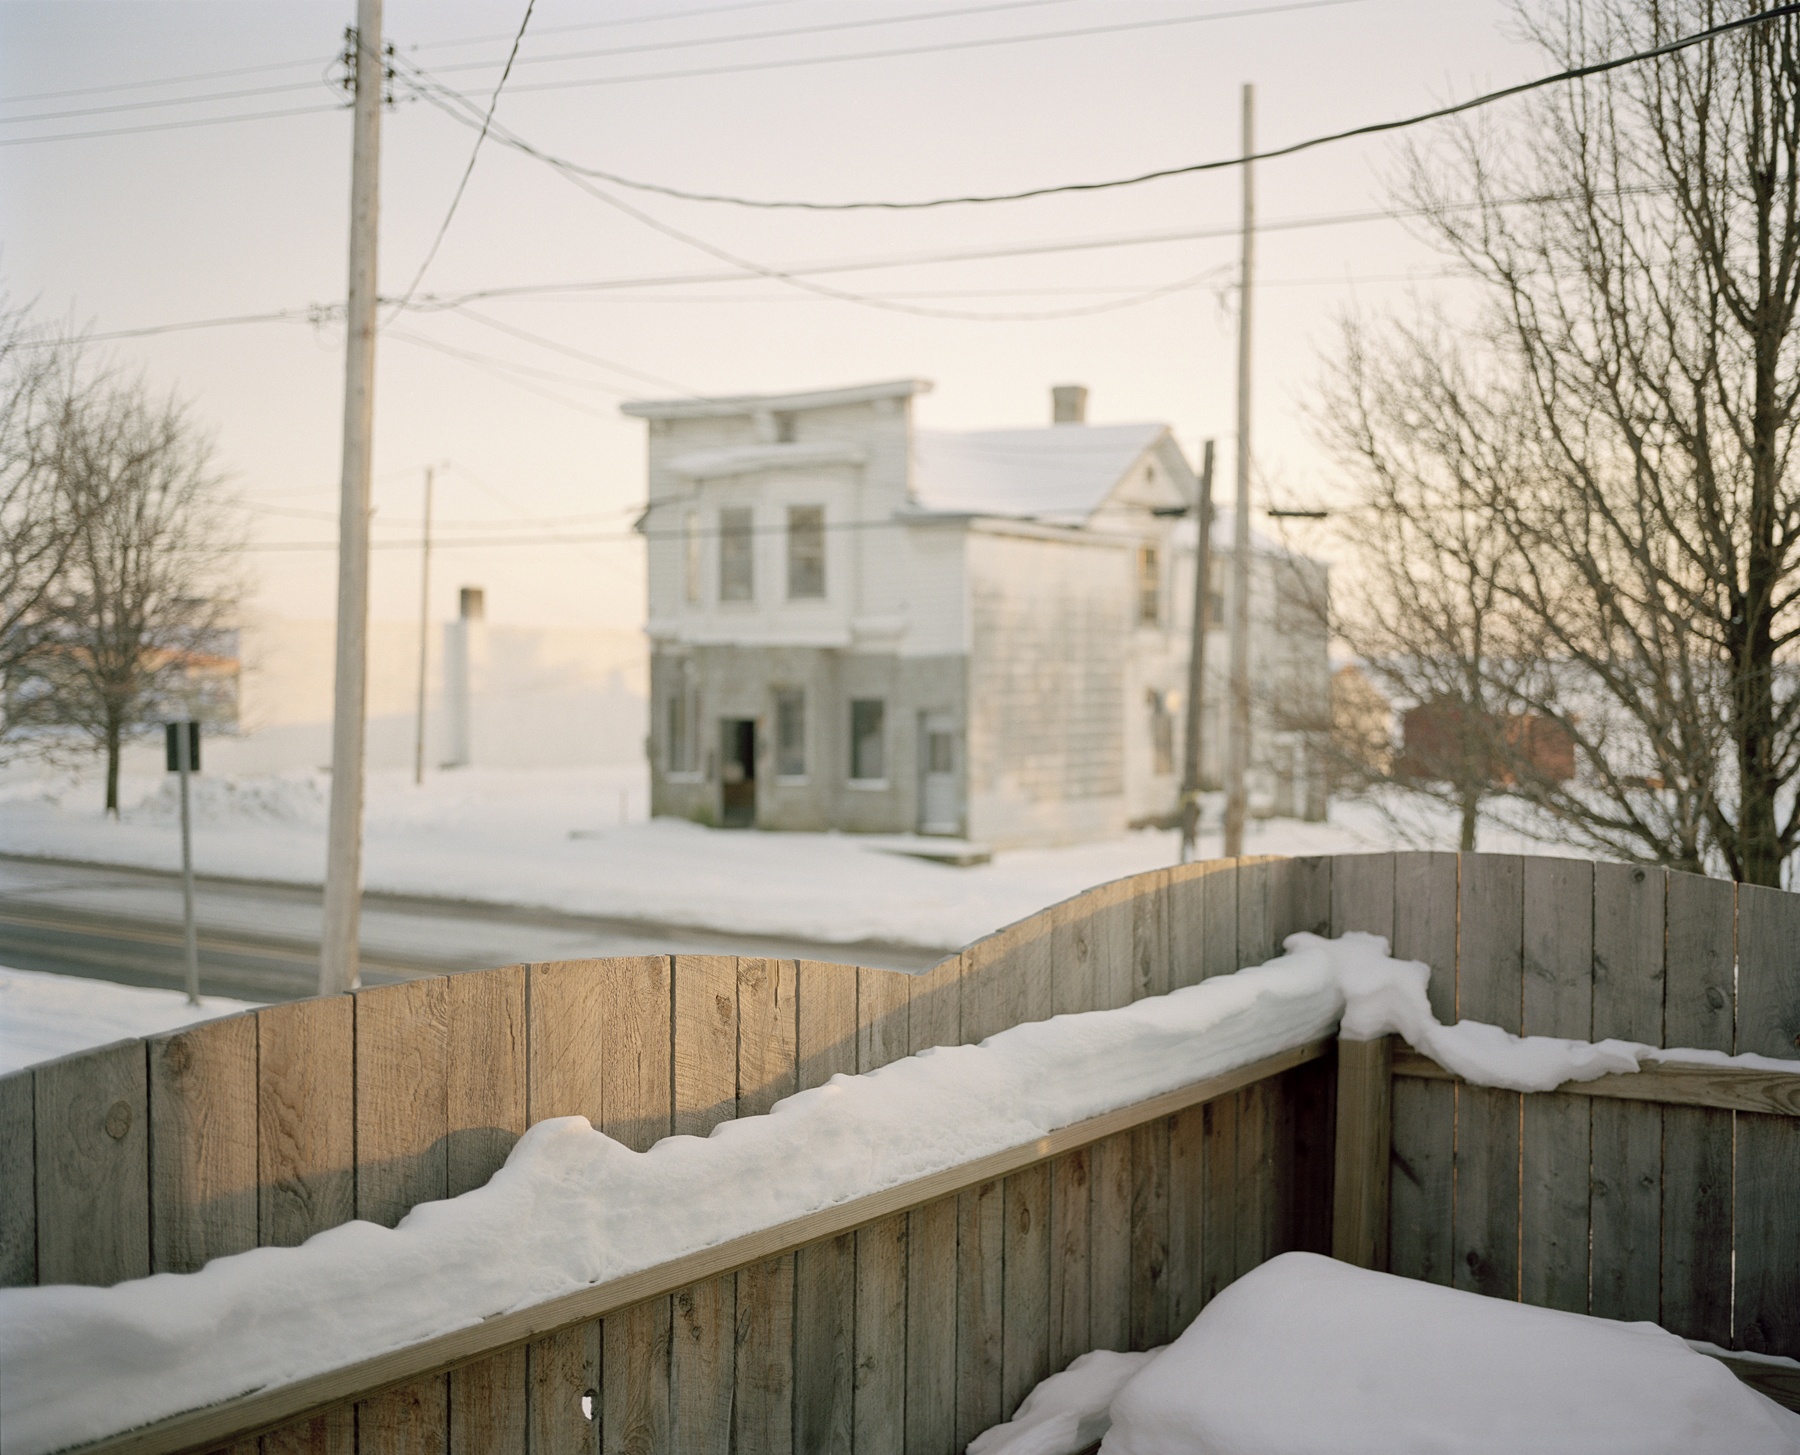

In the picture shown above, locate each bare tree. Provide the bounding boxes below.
[12,377,238,813]
[1320,0,1800,884]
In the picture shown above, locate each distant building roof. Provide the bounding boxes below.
[620,378,932,420]
[910,422,1169,523]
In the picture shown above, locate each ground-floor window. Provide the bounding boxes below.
[850,698,885,782]
[775,687,806,779]
[667,667,699,774]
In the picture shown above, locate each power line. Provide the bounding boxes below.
[387,0,538,320]
[416,0,1361,98]
[415,2,1800,211]
[448,306,702,393]
[0,101,344,148]
[0,76,330,126]
[412,0,809,52]
[426,0,1083,76]
[0,54,333,106]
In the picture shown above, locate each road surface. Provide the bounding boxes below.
[0,854,944,1002]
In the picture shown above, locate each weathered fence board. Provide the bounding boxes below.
[16,853,1799,1455]
[36,1037,149,1287]
[149,1012,256,1276]
[1589,865,1664,1325]
[1735,884,1800,1358]
[1661,871,1736,1345]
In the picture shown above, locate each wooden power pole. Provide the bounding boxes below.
[1179,439,1215,864]
[320,0,383,997]
[1224,82,1255,858]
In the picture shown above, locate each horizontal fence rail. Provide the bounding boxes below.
[3,852,1796,1454]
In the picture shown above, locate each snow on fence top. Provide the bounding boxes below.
[1,852,1796,1455]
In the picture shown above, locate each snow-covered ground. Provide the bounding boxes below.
[5,931,1792,1455]
[0,764,1548,953]
[0,966,260,1075]
[978,1254,1800,1454]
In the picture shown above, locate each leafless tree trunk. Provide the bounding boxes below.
[1321,0,1800,885]
[12,377,238,812]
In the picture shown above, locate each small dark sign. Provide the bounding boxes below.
[165,721,201,773]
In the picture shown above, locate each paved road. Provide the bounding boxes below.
[0,855,944,1002]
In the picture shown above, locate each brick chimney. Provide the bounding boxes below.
[1052,384,1088,424]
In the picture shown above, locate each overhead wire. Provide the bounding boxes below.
[386,0,538,321]
[0,53,335,105]
[412,0,810,51]
[0,102,346,147]
[411,2,1800,210]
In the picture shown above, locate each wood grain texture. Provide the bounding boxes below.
[1388,852,1456,1284]
[1454,854,1523,1303]
[449,1349,527,1455]
[1330,853,1395,942]
[1050,891,1099,1020]
[671,1277,734,1455]
[149,1013,257,1275]
[795,960,857,1454]
[355,978,450,1229]
[446,965,529,1198]
[857,966,912,1075]
[852,1215,907,1455]
[528,1321,601,1455]
[955,1178,1005,1447]
[1733,883,1800,1358]
[1163,861,1209,992]
[355,1376,446,1455]
[1519,858,1592,1315]
[1165,1105,1205,1331]
[1332,1036,1391,1271]
[1088,1130,1132,1352]
[735,961,796,1455]
[1232,1082,1272,1280]
[1128,1119,1170,1348]
[600,958,672,1455]
[1200,860,1239,980]
[1284,856,1332,942]
[1391,1050,1800,1115]
[35,1039,148,1286]
[1661,871,1735,1345]
[261,1409,353,1455]
[669,955,738,1455]
[906,954,962,1058]
[1235,857,1278,967]
[527,960,607,1126]
[905,1195,958,1455]
[1199,1092,1237,1306]
[1085,880,1136,1013]
[966,913,1053,1043]
[64,1044,1331,1455]
[1001,1164,1052,1417]
[1590,866,1664,1324]
[1130,869,1170,1002]
[0,1070,33,1287]
[1048,1148,1091,1368]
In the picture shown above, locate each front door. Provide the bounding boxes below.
[918,711,959,836]
[720,718,757,827]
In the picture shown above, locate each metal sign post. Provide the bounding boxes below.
[165,721,201,1006]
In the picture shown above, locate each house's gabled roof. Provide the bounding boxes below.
[620,378,932,421]
[910,422,1174,524]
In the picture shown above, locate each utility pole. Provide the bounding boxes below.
[1224,82,1255,858]
[168,722,201,1006]
[1179,439,1215,864]
[414,463,434,787]
[320,0,383,997]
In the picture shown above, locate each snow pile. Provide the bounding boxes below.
[969,1350,1161,1455]
[128,770,328,829]
[1097,1253,1800,1454]
[0,967,261,1076]
[3,932,1791,1454]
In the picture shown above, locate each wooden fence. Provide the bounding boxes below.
[2,852,1796,1454]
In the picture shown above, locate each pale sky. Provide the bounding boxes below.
[2,0,1533,633]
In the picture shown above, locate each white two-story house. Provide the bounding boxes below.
[624,379,1327,847]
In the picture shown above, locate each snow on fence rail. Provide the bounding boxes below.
[1,852,1796,1454]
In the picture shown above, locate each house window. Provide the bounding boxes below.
[787,505,826,599]
[775,411,797,444]
[1137,543,1160,625]
[775,688,806,778]
[684,512,701,604]
[850,698,885,781]
[719,507,753,602]
[667,669,699,774]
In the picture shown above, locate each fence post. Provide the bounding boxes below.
[1331,1035,1391,1270]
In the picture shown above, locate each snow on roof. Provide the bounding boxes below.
[621,377,931,420]
[911,422,1169,523]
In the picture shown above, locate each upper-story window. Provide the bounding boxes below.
[787,505,826,599]
[774,411,797,443]
[1137,543,1160,625]
[683,512,701,604]
[719,507,754,602]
